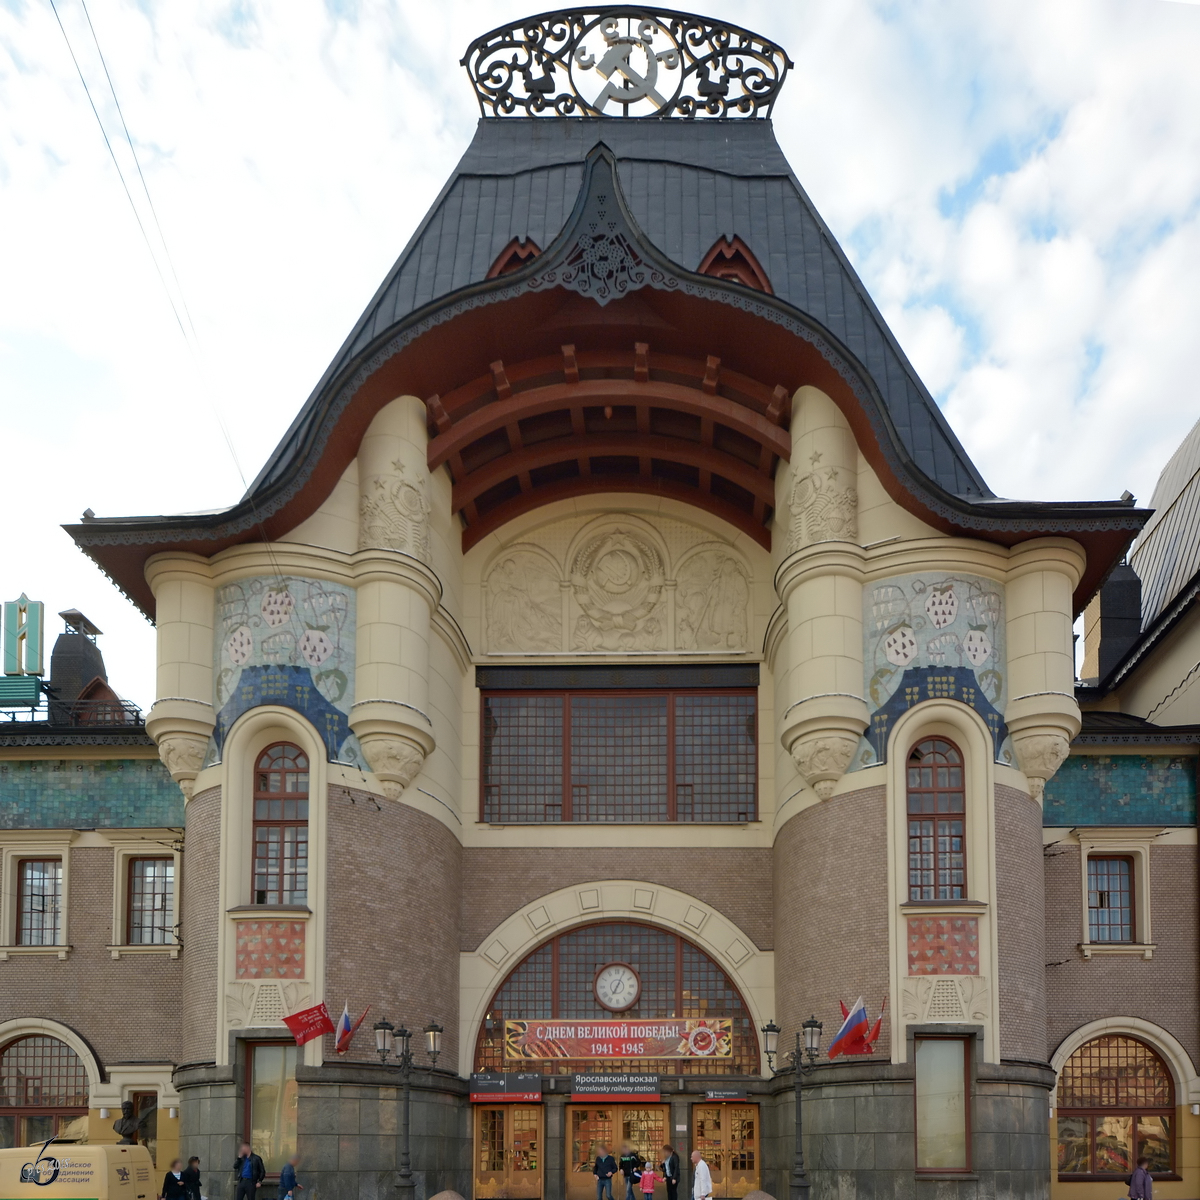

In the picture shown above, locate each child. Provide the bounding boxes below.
[637,1159,661,1196]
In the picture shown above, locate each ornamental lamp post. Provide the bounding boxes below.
[373,1016,442,1200]
[762,1016,822,1200]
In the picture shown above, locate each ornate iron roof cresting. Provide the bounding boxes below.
[461,7,792,119]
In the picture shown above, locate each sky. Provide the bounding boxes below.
[1,0,1199,709]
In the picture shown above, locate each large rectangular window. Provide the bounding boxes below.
[17,859,62,946]
[1088,856,1133,943]
[128,857,174,944]
[915,1037,970,1172]
[253,744,309,905]
[247,1043,297,1174]
[481,678,756,824]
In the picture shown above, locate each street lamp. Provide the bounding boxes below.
[762,1017,822,1200]
[374,1016,442,1200]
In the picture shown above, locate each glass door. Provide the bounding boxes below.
[475,1106,544,1200]
[567,1106,668,1200]
[692,1104,759,1198]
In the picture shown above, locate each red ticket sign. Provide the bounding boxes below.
[504,1018,732,1060]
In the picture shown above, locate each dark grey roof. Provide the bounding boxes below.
[1073,709,1200,746]
[251,118,989,501]
[1130,414,1200,630]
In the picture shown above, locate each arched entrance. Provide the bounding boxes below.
[0,1035,89,1147]
[472,921,761,1200]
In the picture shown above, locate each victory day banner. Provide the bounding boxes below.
[504,1018,732,1060]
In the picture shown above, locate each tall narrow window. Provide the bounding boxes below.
[17,859,62,945]
[252,744,309,906]
[246,1042,297,1173]
[907,739,966,900]
[1088,856,1134,943]
[915,1036,970,1171]
[128,857,174,944]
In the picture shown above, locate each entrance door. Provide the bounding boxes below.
[567,1106,669,1200]
[475,1106,543,1199]
[692,1104,760,1198]
[132,1091,158,1168]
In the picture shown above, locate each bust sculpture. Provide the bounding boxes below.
[112,1100,139,1144]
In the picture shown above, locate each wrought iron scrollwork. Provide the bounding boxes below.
[460,7,792,119]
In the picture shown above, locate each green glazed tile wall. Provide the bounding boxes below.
[0,759,183,828]
[1044,754,1197,826]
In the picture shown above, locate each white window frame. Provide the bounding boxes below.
[106,830,182,958]
[1076,828,1158,959]
[0,831,76,958]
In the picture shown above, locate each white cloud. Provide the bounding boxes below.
[1,0,1199,706]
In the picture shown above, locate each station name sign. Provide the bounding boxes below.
[505,1018,732,1060]
[572,1074,660,1101]
[470,1072,543,1103]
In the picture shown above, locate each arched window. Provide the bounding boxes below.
[475,921,758,1076]
[253,743,309,906]
[1057,1035,1174,1177]
[907,738,966,900]
[0,1036,89,1146]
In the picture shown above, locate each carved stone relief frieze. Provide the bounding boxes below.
[900,975,990,1025]
[570,527,666,651]
[676,551,750,652]
[485,550,563,652]
[359,458,431,562]
[787,457,858,553]
[225,980,313,1029]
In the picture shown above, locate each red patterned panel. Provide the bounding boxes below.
[234,920,305,979]
[907,916,979,975]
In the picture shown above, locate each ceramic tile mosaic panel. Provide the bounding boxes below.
[1044,754,1197,826]
[0,758,182,829]
[854,572,1009,768]
[908,916,980,975]
[213,575,356,760]
[234,919,306,979]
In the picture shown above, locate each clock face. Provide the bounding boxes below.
[595,962,640,1011]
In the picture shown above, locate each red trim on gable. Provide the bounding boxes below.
[698,236,773,294]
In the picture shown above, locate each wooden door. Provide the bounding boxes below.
[692,1104,759,1198]
[567,1106,668,1200]
[475,1106,544,1200]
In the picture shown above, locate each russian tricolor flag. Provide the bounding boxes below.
[827,997,870,1059]
[335,1002,371,1055]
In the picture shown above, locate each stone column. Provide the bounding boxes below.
[776,387,868,797]
[1004,539,1085,801]
[350,396,440,798]
[144,553,216,797]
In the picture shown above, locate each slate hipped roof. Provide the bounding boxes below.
[254,118,988,501]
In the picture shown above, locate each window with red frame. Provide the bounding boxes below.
[907,738,966,900]
[252,744,309,905]
[0,1035,88,1148]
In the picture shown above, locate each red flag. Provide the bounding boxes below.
[336,1004,372,1055]
[283,1002,335,1046]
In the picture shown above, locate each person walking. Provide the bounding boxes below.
[594,1144,618,1200]
[279,1156,303,1200]
[161,1160,187,1200]
[232,1142,265,1200]
[661,1145,680,1200]
[180,1157,202,1200]
[1130,1156,1154,1200]
[690,1150,712,1200]
[619,1144,642,1200]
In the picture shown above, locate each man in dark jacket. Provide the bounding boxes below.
[278,1156,303,1200]
[232,1143,265,1200]
[619,1145,642,1200]
[662,1145,681,1200]
[593,1145,618,1200]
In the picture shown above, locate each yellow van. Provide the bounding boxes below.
[0,1143,154,1200]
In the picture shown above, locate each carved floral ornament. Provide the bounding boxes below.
[461,8,792,119]
[482,519,752,654]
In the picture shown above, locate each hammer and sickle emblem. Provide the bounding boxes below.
[577,19,673,111]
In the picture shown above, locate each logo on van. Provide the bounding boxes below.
[19,1142,60,1186]
[117,1168,131,1182]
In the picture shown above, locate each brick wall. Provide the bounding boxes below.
[773,786,890,1058]
[4,845,183,1064]
[1045,841,1199,1066]
[323,786,463,1067]
[181,786,221,1066]
[995,782,1048,1062]
[458,848,774,951]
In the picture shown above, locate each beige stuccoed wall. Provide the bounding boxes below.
[1107,608,1200,724]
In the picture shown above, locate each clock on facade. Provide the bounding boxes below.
[594,962,641,1011]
